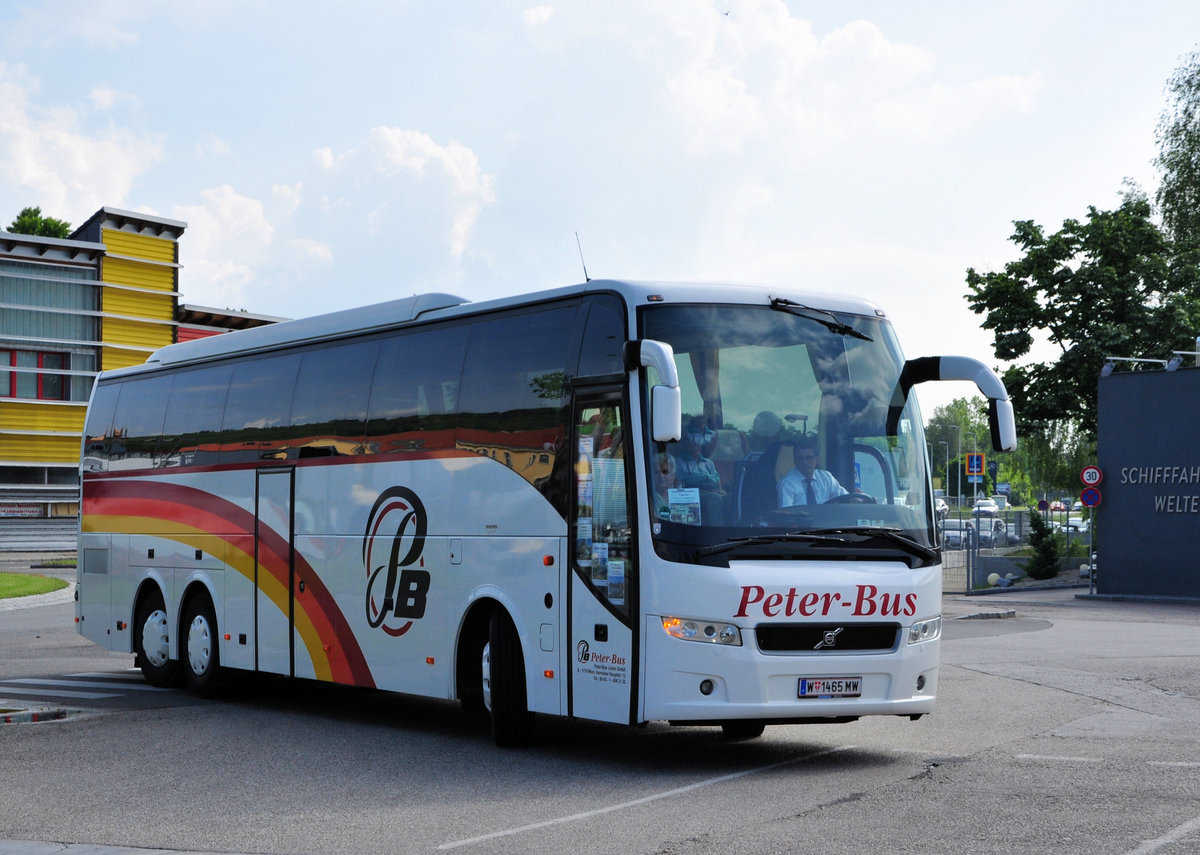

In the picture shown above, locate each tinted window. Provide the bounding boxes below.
[458,304,581,501]
[221,354,300,463]
[291,340,377,457]
[82,382,121,468]
[161,365,232,468]
[578,295,626,377]
[109,375,173,469]
[366,327,464,453]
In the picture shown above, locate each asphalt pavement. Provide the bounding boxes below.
[0,550,1077,855]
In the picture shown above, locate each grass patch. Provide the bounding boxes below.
[0,573,69,599]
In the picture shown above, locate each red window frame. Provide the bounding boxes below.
[0,349,70,401]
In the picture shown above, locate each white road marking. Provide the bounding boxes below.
[4,677,170,692]
[437,744,855,851]
[0,686,119,700]
[1124,813,1200,855]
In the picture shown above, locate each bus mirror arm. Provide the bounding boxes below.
[627,340,683,442]
[886,356,1017,453]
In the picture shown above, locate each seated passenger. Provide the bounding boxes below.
[652,451,678,519]
[749,410,782,452]
[684,413,718,458]
[675,417,725,524]
[676,419,722,493]
[777,437,848,506]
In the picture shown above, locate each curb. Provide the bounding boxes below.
[0,707,74,724]
[0,581,75,612]
[951,609,1017,620]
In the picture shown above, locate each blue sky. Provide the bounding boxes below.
[2,0,1197,417]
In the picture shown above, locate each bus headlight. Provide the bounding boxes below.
[907,616,941,645]
[661,616,742,646]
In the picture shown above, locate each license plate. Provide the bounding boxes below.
[798,677,861,699]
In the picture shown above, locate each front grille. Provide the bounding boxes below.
[755,623,900,653]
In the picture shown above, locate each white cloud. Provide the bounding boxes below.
[194,134,232,158]
[315,127,497,258]
[171,185,274,309]
[272,183,302,215]
[0,63,162,223]
[652,1,1036,159]
[523,5,554,26]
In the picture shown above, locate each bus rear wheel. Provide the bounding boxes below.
[182,594,222,698]
[135,589,181,688]
[487,610,533,747]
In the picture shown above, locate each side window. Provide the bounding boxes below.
[221,354,301,463]
[161,365,232,468]
[366,328,464,453]
[82,382,121,469]
[291,341,377,457]
[458,305,580,502]
[109,375,173,470]
[577,295,626,377]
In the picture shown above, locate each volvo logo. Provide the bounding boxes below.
[814,627,844,650]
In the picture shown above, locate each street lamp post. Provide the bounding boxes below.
[950,425,961,507]
[938,441,949,504]
[966,430,977,502]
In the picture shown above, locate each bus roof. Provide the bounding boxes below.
[121,279,885,376]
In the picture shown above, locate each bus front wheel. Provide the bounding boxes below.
[487,610,533,747]
[721,721,766,740]
[182,593,222,698]
[135,589,181,688]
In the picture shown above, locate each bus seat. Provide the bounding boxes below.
[733,440,797,523]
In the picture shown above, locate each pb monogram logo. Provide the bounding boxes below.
[363,486,429,638]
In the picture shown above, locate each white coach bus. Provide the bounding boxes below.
[76,280,1015,745]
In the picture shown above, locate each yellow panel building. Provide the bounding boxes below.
[0,208,279,548]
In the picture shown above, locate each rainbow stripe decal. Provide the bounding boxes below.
[82,479,374,687]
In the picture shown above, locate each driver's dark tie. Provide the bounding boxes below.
[805,478,816,505]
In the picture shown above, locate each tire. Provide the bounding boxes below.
[181,593,223,698]
[721,721,766,740]
[488,610,533,747]
[135,589,181,688]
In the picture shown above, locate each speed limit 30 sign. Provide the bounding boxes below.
[1081,465,1103,487]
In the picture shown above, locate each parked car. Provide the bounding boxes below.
[977,517,1008,548]
[935,497,949,520]
[940,518,976,549]
[1053,517,1089,535]
[973,497,999,514]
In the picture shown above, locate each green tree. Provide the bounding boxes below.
[1023,509,1062,581]
[8,206,72,238]
[1156,48,1200,248]
[924,398,988,503]
[965,193,1200,439]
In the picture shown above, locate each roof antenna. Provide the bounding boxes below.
[575,231,591,282]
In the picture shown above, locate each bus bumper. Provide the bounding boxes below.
[641,614,939,723]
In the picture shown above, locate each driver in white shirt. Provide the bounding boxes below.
[777,437,848,507]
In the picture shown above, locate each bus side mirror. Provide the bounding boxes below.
[651,385,682,443]
[887,355,1018,452]
[627,339,682,442]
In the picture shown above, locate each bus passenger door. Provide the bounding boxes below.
[569,396,636,724]
[255,468,294,676]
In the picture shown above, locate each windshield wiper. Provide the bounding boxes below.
[769,297,873,341]
[696,527,936,562]
[800,526,938,561]
[695,532,851,557]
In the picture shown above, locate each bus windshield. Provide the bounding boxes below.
[641,302,934,565]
